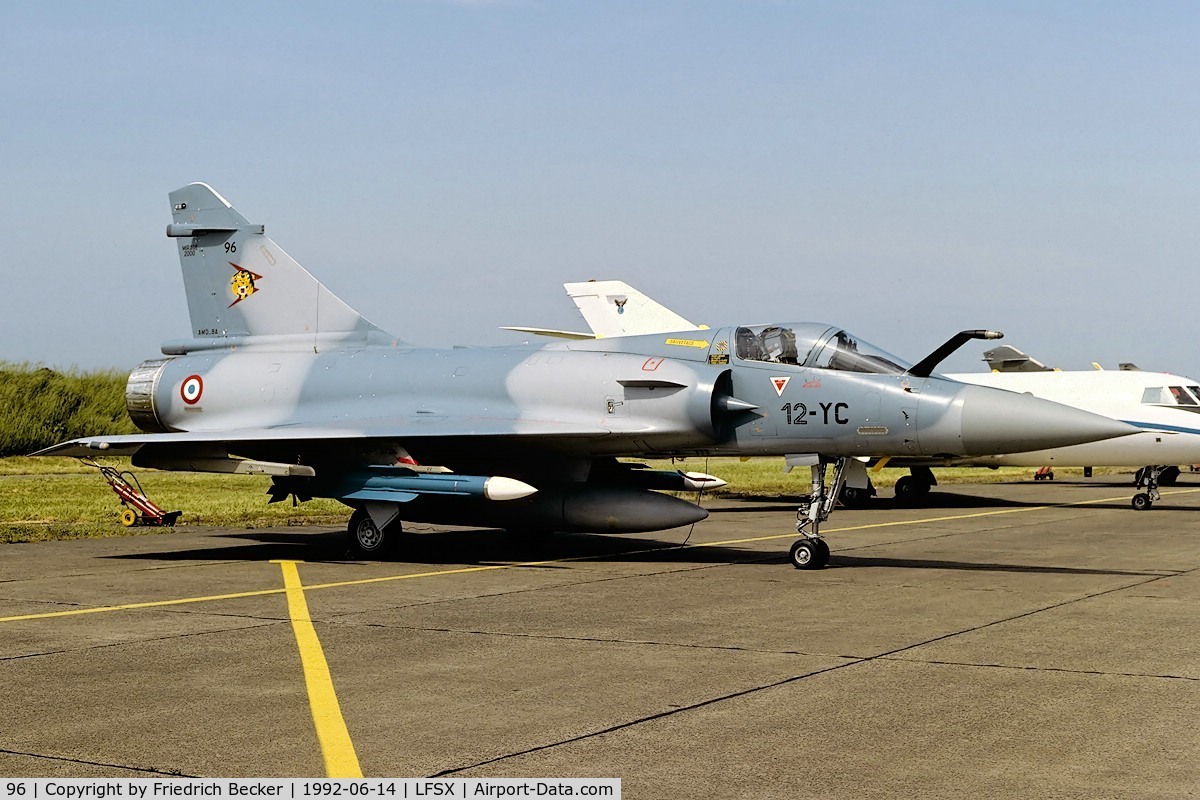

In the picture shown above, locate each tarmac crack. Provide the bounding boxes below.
[876,565,1198,662]
[333,619,849,660]
[0,619,286,663]
[430,563,1200,777]
[429,658,858,778]
[877,656,1200,682]
[0,746,196,776]
[0,559,254,587]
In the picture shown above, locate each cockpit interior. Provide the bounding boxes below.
[734,323,910,375]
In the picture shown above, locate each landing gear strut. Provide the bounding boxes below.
[789,456,849,570]
[1132,466,1166,511]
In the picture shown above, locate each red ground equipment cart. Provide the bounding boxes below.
[90,462,182,527]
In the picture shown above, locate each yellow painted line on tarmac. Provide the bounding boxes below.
[0,561,559,624]
[0,586,287,624]
[299,558,565,592]
[2,486,1199,625]
[698,492,1150,549]
[696,506,1052,549]
[273,560,362,779]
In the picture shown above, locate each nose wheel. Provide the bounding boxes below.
[789,537,830,569]
[788,456,849,570]
[1131,465,1165,511]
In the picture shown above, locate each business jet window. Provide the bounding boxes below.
[1142,387,1189,405]
[1188,386,1200,403]
[1171,386,1197,405]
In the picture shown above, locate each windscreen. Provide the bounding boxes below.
[734,323,911,375]
[808,329,911,374]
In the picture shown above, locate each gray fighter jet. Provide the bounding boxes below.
[34,184,1136,569]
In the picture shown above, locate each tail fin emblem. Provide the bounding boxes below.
[228,262,264,307]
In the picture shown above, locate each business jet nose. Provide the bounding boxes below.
[958,385,1138,455]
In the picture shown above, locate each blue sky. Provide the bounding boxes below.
[3,1,1199,376]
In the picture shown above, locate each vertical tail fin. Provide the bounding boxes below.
[563,280,702,338]
[165,183,394,345]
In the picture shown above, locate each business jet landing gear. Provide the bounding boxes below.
[789,456,849,570]
[894,467,936,503]
[1132,466,1166,511]
[838,476,876,508]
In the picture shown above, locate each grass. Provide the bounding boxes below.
[0,457,348,543]
[0,455,1136,545]
[0,363,136,457]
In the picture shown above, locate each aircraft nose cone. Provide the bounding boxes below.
[959,385,1138,455]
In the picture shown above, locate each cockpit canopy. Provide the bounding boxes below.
[734,323,911,375]
[1142,385,1200,406]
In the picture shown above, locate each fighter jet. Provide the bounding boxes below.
[537,281,1197,510]
[34,184,1136,570]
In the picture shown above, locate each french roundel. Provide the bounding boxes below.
[180,375,204,405]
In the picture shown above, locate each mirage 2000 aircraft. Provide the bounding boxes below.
[34,184,1136,570]
[517,281,1200,511]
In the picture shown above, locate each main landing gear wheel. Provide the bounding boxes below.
[838,483,875,508]
[894,475,930,502]
[1132,493,1153,511]
[347,507,400,559]
[894,475,916,501]
[789,538,830,570]
[894,468,936,502]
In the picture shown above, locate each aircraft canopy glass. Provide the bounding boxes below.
[734,323,911,375]
[1142,386,1200,405]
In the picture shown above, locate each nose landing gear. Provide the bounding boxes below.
[788,456,849,570]
[789,537,831,569]
[1132,465,1166,511]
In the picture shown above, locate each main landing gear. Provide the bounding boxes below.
[1131,466,1168,511]
[788,456,849,570]
[838,478,876,508]
[347,506,402,558]
[894,467,936,503]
